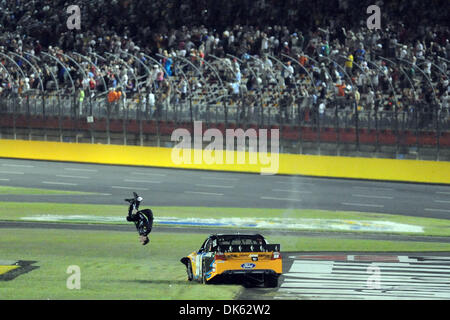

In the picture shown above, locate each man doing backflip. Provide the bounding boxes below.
[125,192,154,245]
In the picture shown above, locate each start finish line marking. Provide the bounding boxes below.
[288,255,400,262]
[278,254,450,300]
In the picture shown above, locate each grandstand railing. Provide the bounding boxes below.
[1,93,449,159]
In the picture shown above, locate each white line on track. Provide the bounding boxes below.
[282,279,450,288]
[184,191,224,196]
[195,184,234,189]
[272,189,312,194]
[260,196,302,202]
[111,186,149,191]
[287,291,448,301]
[0,178,10,181]
[434,200,450,204]
[56,175,90,179]
[200,176,239,182]
[425,208,450,213]
[436,191,450,196]
[326,265,450,273]
[0,171,24,175]
[277,258,450,300]
[64,168,98,172]
[1,164,34,168]
[131,172,167,177]
[341,202,384,208]
[124,179,161,184]
[351,194,394,200]
[284,270,450,281]
[42,181,78,186]
[352,186,394,192]
[275,181,314,186]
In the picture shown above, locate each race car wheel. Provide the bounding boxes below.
[186,262,193,281]
[264,274,279,288]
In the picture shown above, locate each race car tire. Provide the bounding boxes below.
[187,262,193,281]
[264,274,279,288]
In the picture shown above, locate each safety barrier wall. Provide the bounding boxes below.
[2,114,450,147]
[0,139,449,184]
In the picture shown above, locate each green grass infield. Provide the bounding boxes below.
[1,227,449,300]
[1,201,450,237]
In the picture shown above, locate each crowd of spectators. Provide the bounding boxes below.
[0,0,449,127]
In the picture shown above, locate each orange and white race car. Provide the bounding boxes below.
[180,233,282,287]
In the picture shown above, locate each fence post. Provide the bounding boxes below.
[58,96,62,142]
[236,95,241,126]
[278,101,284,154]
[414,103,419,159]
[260,103,264,127]
[43,93,47,141]
[436,104,440,161]
[90,116,94,145]
[355,99,360,153]
[123,99,128,146]
[138,100,144,146]
[394,104,400,157]
[106,102,111,145]
[268,107,272,126]
[335,101,340,156]
[13,97,17,140]
[297,98,303,155]
[375,106,379,154]
[215,104,218,125]
[156,99,161,147]
[316,99,321,155]
[27,96,32,140]
[88,97,94,144]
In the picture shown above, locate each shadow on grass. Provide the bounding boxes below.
[114,277,276,289]
[114,278,253,288]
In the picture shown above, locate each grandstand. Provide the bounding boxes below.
[0,0,449,160]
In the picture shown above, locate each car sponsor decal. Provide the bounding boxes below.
[205,260,215,280]
[241,263,256,269]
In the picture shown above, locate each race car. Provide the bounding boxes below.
[180,233,282,287]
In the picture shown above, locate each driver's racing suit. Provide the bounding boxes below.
[126,199,154,237]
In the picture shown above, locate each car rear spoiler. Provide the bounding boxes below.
[216,244,281,253]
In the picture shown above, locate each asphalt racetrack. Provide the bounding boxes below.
[0,158,449,219]
[1,157,450,300]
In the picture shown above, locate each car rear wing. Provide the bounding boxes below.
[216,244,280,253]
